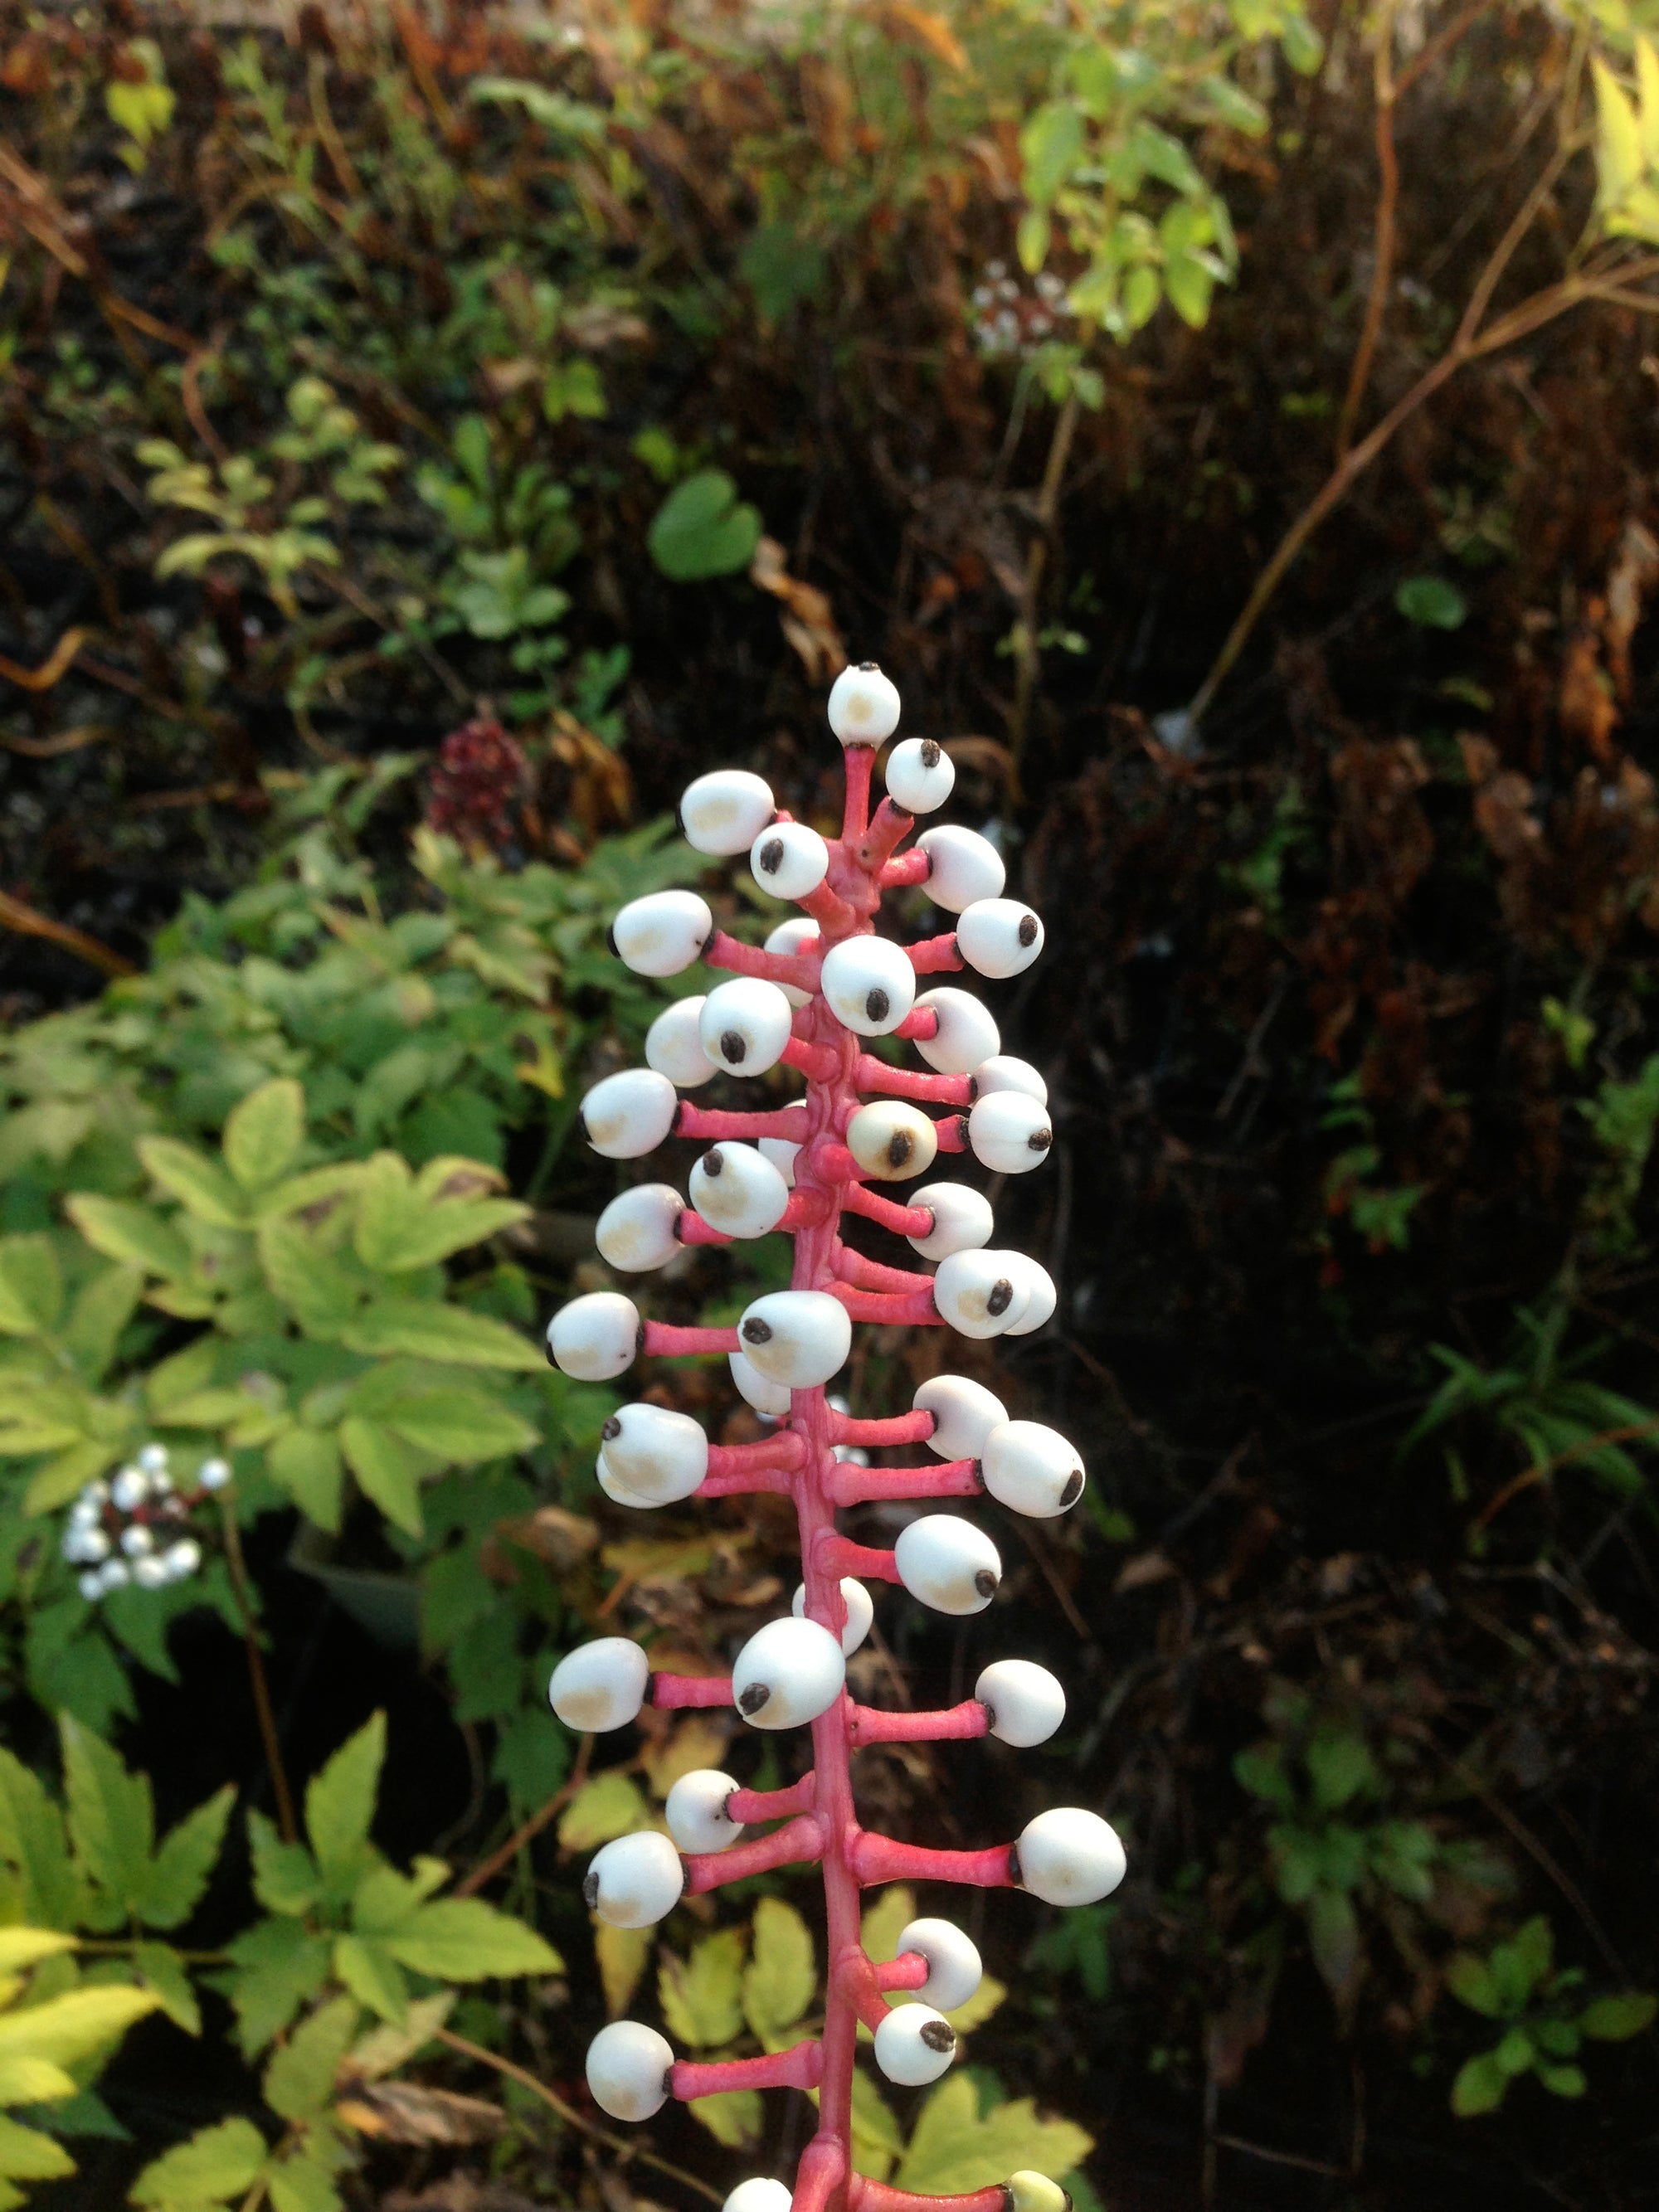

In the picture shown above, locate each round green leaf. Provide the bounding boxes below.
[648,471,762,581]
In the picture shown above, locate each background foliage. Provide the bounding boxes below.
[2,0,1659,2207]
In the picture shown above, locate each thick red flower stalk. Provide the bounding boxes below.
[546,669,1122,2212]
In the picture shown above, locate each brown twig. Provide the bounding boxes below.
[1474,1415,1659,1529]
[1335,2,1400,459]
[0,724,115,759]
[218,1497,299,1843]
[1008,389,1080,795]
[454,1733,593,1897]
[0,890,134,979]
[432,2025,723,2205]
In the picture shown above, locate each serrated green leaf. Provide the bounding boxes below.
[60,1718,153,1922]
[61,1266,144,1384]
[742,1898,815,2043]
[142,1785,234,1931]
[133,1942,202,2036]
[659,1928,745,2048]
[333,1933,408,2024]
[137,1140,249,1229]
[895,2075,1093,2196]
[248,1812,322,1918]
[256,1220,360,1338]
[341,1301,540,1370]
[0,1982,159,2071]
[382,1897,561,1981]
[224,1080,305,1192]
[688,2088,763,2145]
[0,1749,79,1928]
[382,1388,537,1464]
[353,1152,527,1272]
[557,1772,648,1850]
[130,2116,266,2208]
[338,1417,430,1536]
[0,1238,62,1336]
[0,2112,75,2181]
[304,1714,384,1889]
[263,1995,359,2122]
[223,1917,330,2059]
[267,1428,344,1533]
[267,2149,342,2212]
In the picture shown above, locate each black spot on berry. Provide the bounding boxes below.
[1029,1125,1052,1151]
[737,1682,771,1715]
[1060,1469,1083,1508]
[857,659,878,672]
[920,739,941,768]
[887,1132,912,1168]
[1017,913,1038,946]
[582,1872,600,1908]
[758,837,785,874]
[722,1031,747,1064]
[975,1568,998,1597]
[601,1417,622,1441]
[986,1279,1014,1316]
[865,988,890,1023]
[920,2020,956,2052]
[701,1149,725,1176]
[742,1318,774,1344]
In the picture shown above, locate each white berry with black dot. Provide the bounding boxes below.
[737,1291,851,1388]
[690,1142,791,1237]
[895,1917,982,2011]
[820,936,917,1037]
[680,769,776,856]
[1015,1807,1126,1905]
[956,897,1044,979]
[894,1514,1001,1615]
[698,978,795,1076]
[884,737,955,814]
[611,891,713,977]
[596,1184,684,1271]
[732,1616,845,1728]
[975,1658,1066,1748]
[829,662,901,746]
[752,821,830,901]
[549,1637,650,1732]
[586,2020,674,2120]
[906,1181,993,1261]
[666,1769,744,1855]
[917,825,1006,913]
[580,1069,678,1159]
[873,2004,956,2085]
[646,998,718,1088]
[912,987,1000,1075]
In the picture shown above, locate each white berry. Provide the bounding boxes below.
[758,1136,800,1188]
[913,987,1000,1075]
[611,890,713,977]
[728,1349,792,1416]
[680,769,776,856]
[163,1539,198,1581]
[906,1181,993,1261]
[689,1143,791,1237]
[732,1616,846,1728]
[975,1658,1066,1748]
[99,1558,131,1592]
[895,1917,982,2011]
[645,998,718,1088]
[845,1101,937,1182]
[666,1769,743,1855]
[580,1069,678,1159]
[586,2020,674,2120]
[894,1515,1001,1615]
[723,2183,791,2212]
[134,1556,171,1590]
[120,1524,154,1558]
[596,1449,657,1509]
[764,917,821,1006]
[791,1577,873,1655]
[600,1404,709,1504]
[111,1467,147,1512]
[932,1249,1029,1339]
[873,2003,956,2085]
[699,978,795,1076]
[820,936,917,1037]
[751,821,830,902]
[1003,1255,1057,1336]
[1008,2176,1073,2212]
[972,1054,1047,1104]
[197,1456,231,1491]
[596,1184,684,1272]
[968,1091,1052,1174]
[549,1637,650,1732]
[1015,1807,1126,1905]
[915,1375,1010,1461]
[956,897,1044,979]
[737,1291,851,1388]
[917,825,1005,913]
[884,737,955,814]
[584,1831,684,1928]
[77,1571,104,1602]
[138,1443,168,1475]
[546,1292,640,1381]
[829,662,901,746]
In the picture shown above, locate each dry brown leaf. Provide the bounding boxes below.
[749,536,847,681]
[336,2079,504,2145]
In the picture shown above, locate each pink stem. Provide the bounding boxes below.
[854,1055,971,1105]
[841,745,874,841]
[817,1536,902,1584]
[705,931,820,991]
[641,1321,740,1358]
[849,1699,990,1746]
[829,1408,935,1446]
[831,1242,937,1296]
[684,1813,825,1892]
[801,878,860,932]
[851,2182,1009,2212]
[651,1673,732,1709]
[907,934,964,974]
[698,1465,797,1498]
[677,1103,812,1142]
[893,1005,940,1041]
[709,1434,807,1475]
[849,1831,1019,1889]
[676,1208,732,1247]
[826,1283,940,1325]
[873,1953,931,1991]
[786,1034,843,1082]
[840,1183,935,1238]
[829,1459,981,1507]
[932,1111,970,1154]
[728,1774,817,1823]
[671,2040,823,2099]
[878,849,931,887]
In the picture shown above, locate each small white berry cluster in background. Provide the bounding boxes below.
[971,263,1071,359]
[541,663,1121,2212]
[61,1443,228,1601]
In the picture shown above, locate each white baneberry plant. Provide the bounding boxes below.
[546,664,1120,2212]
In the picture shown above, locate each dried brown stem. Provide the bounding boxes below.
[219,1499,298,1843]
[454,1733,593,1897]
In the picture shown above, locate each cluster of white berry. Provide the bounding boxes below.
[541,664,1120,2206]
[61,1443,227,1601]
[970,264,1071,359]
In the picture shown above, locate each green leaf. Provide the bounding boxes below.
[224,1080,305,1192]
[267,1427,345,1532]
[1015,206,1051,276]
[688,2089,762,2146]
[739,225,828,323]
[0,1748,79,1927]
[223,1918,330,2059]
[353,1152,527,1272]
[1306,1886,1361,2003]
[130,2117,267,2209]
[1579,1991,1657,2039]
[338,1417,430,1536]
[1306,1731,1375,1812]
[1491,1917,1553,2009]
[142,1786,235,1931]
[1162,251,1214,329]
[1019,100,1083,206]
[0,1981,160,2073]
[133,1942,202,2036]
[61,1266,144,1383]
[0,1238,62,1336]
[246,1813,321,1918]
[0,1931,75,1973]
[659,1928,746,2048]
[256,1221,360,1338]
[341,1300,541,1370]
[383,1389,538,1465]
[0,2113,75,2181]
[1233,1745,1295,1812]
[332,1933,408,2024]
[556,1772,649,1850]
[1445,1952,1502,2017]
[1594,57,1644,213]
[267,2149,343,2212]
[1395,575,1467,630]
[263,1995,359,2122]
[648,472,762,582]
[60,1718,153,1921]
[382,1897,561,1981]
[859,1887,916,1966]
[304,1713,384,1889]
[742,1898,816,2043]
[895,2074,1093,2196]
[137,1140,249,1228]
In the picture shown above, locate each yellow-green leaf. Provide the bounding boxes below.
[138,1139,249,1229]
[0,1934,74,1976]
[895,2075,1093,2197]
[338,1417,431,1537]
[596,1923,652,2019]
[557,1772,649,1850]
[687,2088,762,2146]
[1595,57,1644,210]
[341,1300,541,1370]
[859,1887,916,1965]
[0,1983,161,2073]
[0,1238,61,1336]
[131,2116,266,2208]
[0,2112,74,2181]
[659,1928,745,2048]
[742,1897,815,2043]
[224,1079,305,1192]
